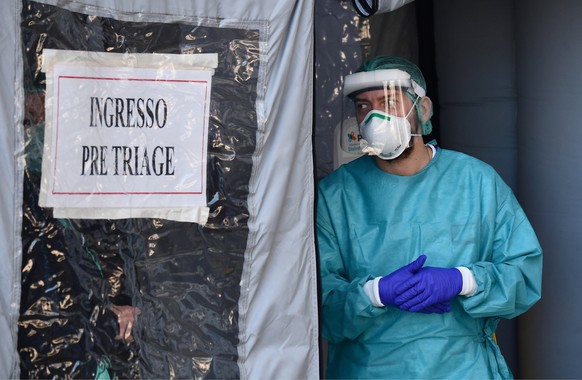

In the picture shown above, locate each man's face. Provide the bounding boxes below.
[354,87,422,161]
[354,88,415,124]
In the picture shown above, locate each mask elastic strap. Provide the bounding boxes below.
[407,95,422,137]
[383,81,389,115]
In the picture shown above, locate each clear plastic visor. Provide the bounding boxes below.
[353,80,418,125]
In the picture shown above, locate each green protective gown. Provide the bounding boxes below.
[317,148,542,379]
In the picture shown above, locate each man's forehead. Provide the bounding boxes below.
[354,88,405,101]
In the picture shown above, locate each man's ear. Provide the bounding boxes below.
[419,96,433,123]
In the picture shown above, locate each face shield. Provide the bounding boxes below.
[344,69,424,160]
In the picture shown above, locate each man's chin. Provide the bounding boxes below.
[378,146,413,162]
[397,146,414,160]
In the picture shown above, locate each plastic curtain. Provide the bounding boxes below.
[8,0,318,378]
[314,0,370,178]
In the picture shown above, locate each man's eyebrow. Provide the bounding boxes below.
[355,94,394,102]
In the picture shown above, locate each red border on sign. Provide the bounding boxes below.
[51,75,209,197]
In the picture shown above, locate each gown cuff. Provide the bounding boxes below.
[456,266,477,296]
[364,277,384,307]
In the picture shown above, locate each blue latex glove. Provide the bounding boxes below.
[417,301,451,314]
[395,266,462,312]
[378,255,426,307]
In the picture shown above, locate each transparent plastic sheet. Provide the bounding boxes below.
[19,1,260,378]
[314,0,370,178]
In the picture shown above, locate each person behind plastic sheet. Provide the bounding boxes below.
[316,55,542,379]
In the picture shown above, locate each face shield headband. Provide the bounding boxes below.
[344,68,426,99]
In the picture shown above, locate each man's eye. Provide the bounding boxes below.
[383,100,397,109]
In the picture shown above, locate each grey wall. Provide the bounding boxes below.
[515,0,582,378]
[435,0,582,377]
[433,0,520,373]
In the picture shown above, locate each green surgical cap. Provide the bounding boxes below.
[355,55,432,135]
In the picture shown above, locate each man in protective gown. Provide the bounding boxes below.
[317,55,542,379]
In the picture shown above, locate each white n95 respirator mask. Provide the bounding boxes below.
[359,108,419,160]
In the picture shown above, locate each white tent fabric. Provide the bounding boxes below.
[2,0,318,378]
[1,1,21,378]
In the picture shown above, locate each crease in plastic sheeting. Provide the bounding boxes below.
[42,0,234,28]
[52,206,211,225]
[19,1,261,378]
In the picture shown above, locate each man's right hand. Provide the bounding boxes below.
[378,255,427,307]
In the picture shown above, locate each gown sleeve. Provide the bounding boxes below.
[317,186,388,343]
[459,180,543,319]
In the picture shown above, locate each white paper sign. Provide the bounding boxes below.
[40,50,218,224]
